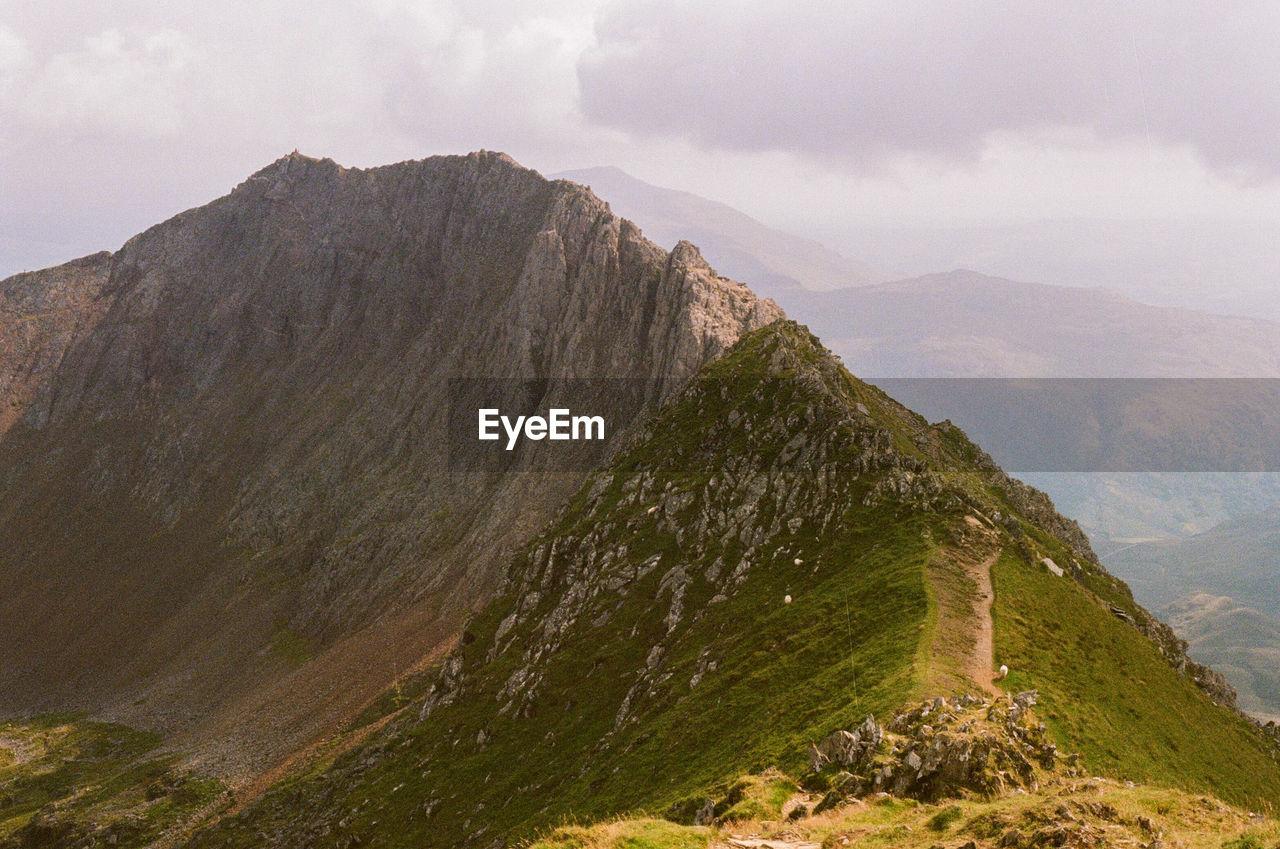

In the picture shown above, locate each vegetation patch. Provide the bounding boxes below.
[543,775,1280,849]
[0,715,225,849]
[992,548,1280,809]
[528,818,710,849]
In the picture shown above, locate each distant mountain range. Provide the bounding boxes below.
[555,166,890,293]
[559,167,1280,379]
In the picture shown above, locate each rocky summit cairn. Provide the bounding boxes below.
[805,692,1072,808]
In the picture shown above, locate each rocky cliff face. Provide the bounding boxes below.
[0,151,780,779]
[0,251,112,437]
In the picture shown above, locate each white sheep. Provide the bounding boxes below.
[994,664,1009,681]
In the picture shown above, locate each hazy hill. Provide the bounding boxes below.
[1105,513,1280,615]
[554,168,1280,378]
[1165,593,1280,722]
[797,270,1280,378]
[1106,514,1280,721]
[554,166,889,295]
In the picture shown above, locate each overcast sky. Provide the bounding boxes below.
[4,1,1280,314]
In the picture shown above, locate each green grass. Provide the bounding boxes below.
[181,322,1280,847]
[269,622,314,667]
[528,818,710,849]
[698,772,799,823]
[926,803,964,832]
[0,715,224,847]
[344,665,441,732]
[992,548,1280,810]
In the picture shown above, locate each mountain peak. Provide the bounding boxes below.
[0,149,779,784]
[248,148,341,178]
[669,238,710,269]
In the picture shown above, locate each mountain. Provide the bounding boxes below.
[178,323,1279,848]
[553,167,889,296]
[545,168,1280,726]
[0,151,780,784]
[3,155,1279,849]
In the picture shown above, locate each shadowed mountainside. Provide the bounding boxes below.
[0,151,780,781]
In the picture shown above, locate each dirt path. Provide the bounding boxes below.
[720,838,822,849]
[923,518,1001,695]
[963,550,999,694]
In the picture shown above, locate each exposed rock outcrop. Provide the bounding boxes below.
[0,251,112,437]
[806,692,1069,806]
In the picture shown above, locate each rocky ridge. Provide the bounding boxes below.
[177,321,1280,849]
[0,151,779,779]
[804,692,1065,808]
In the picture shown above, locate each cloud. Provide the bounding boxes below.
[370,3,598,152]
[2,0,1279,305]
[0,2,612,275]
[577,0,1280,177]
[0,26,26,71]
[4,27,199,138]
[0,2,606,168]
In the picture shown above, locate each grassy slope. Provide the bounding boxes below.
[993,549,1280,811]
[187,321,1280,846]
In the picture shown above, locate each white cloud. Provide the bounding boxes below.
[0,25,26,71]
[578,0,1280,180]
[2,26,198,138]
[1,0,1279,314]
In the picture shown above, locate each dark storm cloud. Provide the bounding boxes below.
[578,1,1280,176]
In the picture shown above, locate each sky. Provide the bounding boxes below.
[4,1,1280,315]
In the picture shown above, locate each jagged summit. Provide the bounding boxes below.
[244,148,530,184]
[0,150,779,782]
